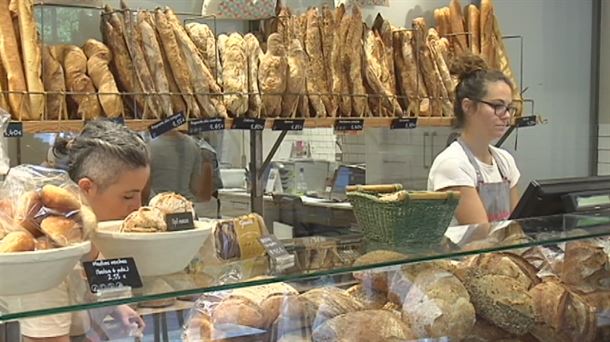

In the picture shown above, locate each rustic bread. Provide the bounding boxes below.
[282,39,307,118]
[313,310,416,342]
[387,260,457,305]
[394,30,429,116]
[448,0,468,55]
[0,59,9,113]
[320,6,338,117]
[305,8,330,118]
[220,32,248,116]
[346,6,368,117]
[332,4,350,117]
[0,0,31,120]
[42,45,67,120]
[185,23,220,84]
[428,29,454,116]
[561,241,610,293]
[56,45,101,120]
[243,33,263,118]
[463,252,541,290]
[480,0,496,67]
[82,39,123,118]
[259,33,287,118]
[413,18,443,116]
[466,4,481,55]
[352,250,407,292]
[346,284,387,310]
[299,287,364,329]
[17,0,44,120]
[401,268,475,340]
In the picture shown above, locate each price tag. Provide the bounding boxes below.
[390,117,417,129]
[334,119,364,132]
[82,258,142,294]
[259,235,294,273]
[148,112,186,138]
[3,122,23,138]
[233,117,266,130]
[272,119,305,131]
[515,115,537,128]
[188,117,225,134]
[165,212,195,231]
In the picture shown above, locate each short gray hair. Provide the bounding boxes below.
[53,120,150,190]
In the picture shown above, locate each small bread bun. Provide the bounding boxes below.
[35,236,54,250]
[149,192,195,216]
[41,184,81,212]
[40,216,82,246]
[0,231,36,253]
[121,207,167,233]
[15,191,43,237]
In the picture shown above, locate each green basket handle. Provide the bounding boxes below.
[346,184,403,194]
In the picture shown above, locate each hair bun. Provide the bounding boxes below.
[449,53,489,83]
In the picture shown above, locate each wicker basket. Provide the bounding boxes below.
[346,184,460,245]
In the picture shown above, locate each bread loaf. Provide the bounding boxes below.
[17,0,44,120]
[169,12,226,118]
[375,16,397,105]
[299,287,364,328]
[320,6,338,117]
[413,18,444,116]
[220,33,248,116]
[401,268,475,340]
[387,260,456,305]
[529,279,597,342]
[259,33,287,118]
[282,39,307,118]
[102,6,146,117]
[56,45,102,119]
[448,0,468,55]
[427,29,454,116]
[394,30,428,116]
[136,11,172,117]
[363,29,402,117]
[561,241,610,293]
[480,0,496,67]
[0,61,9,113]
[212,296,266,329]
[0,231,35,253]
[305,8,330,118]
[82,39,123,118]
[312,310,415,342]
[333,4,351,117]
[467,4,481,55]
[346,284,387,310]
[0,0,30,120]
[154,8,201,118]
[346,6,368,117]
[244,33,262,118]
[352,250,407,292]
[434,8,449,37]
[42,45,67,120]
[185,23,220,84]
[463,252,540,290]
[121,3,161,119]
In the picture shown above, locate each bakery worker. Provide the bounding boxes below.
[427,54,521,225]
[146,129,217,217]
[20,120,147,342]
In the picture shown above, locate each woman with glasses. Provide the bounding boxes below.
[427,54,520,225]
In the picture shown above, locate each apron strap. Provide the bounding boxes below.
[457,138,485,185]
[489,148,511,182]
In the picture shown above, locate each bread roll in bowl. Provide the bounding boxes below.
[0,231,36,253]
[40,216,82,246]
[149,192,195,217]
[41,184,81,212]
[120,206,167,233]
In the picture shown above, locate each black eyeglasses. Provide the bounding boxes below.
[475,99,518,117]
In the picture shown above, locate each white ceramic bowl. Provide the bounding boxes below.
[94,221,213,276]
[0,241,91,296]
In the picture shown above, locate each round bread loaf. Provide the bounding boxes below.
[346,284,387,310]
[352,250,407,292]
[463,253,540,290]
[312,310,416,342]
[212,296,266,329]
[41,184,81,212]
[120,206,167,233]
[561,241,610,293]
[149,192,195,216]
[0,231,36,253]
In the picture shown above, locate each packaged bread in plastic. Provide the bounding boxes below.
[0,165,96,251]
[214,213,268,261]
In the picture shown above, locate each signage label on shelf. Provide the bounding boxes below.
[390,117,418,129]
[3,122,23,138]
[259,235,294,273]
[272,119,305,131]
[334,119,364,132]
[233,117,266,130]
[148,112,186,138]
[83,257,142,294]
[515,115,537,128]
[165,212,195,231]
[188,117,225,134]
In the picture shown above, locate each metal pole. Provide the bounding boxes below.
[250,130,264,215]
[590,0,602,175]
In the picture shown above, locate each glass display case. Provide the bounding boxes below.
[2,212,610,341]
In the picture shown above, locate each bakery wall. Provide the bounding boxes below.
[597,0,610,175]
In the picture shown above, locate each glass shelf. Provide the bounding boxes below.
[2,212,610,322]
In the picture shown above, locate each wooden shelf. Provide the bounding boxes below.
[14,117,455,133]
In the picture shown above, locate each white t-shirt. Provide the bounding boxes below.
[427,141,521,192]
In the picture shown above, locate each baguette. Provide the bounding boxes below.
[434,8,448,37]
[293,12,310,118]
[320,6,337,117]
[185,23,220,84]
[136,11,172,117]
[17,0,43,120]
[102,6,145,117]
[333,4,351,117]
[259,33,287,118]
[155,8,201,118]
[42,45,67,120]
[121,3,161,119]
[219,32,248,116]
[346,6,368,117]
[413,18,443,116]
[376,16,397,105]
[394,30,428,116]
[82,39,123,118]
[0,0,30,120]
[305,8,330,118]
[168,10,226,118]
[244,33,262,118]
[56,45,102,120]
[466,4,481,55]
[480,0,495,67]
[281,39,307,118]
[449,0,468,55]
[0,60,8,112]
[427,29,454,116]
